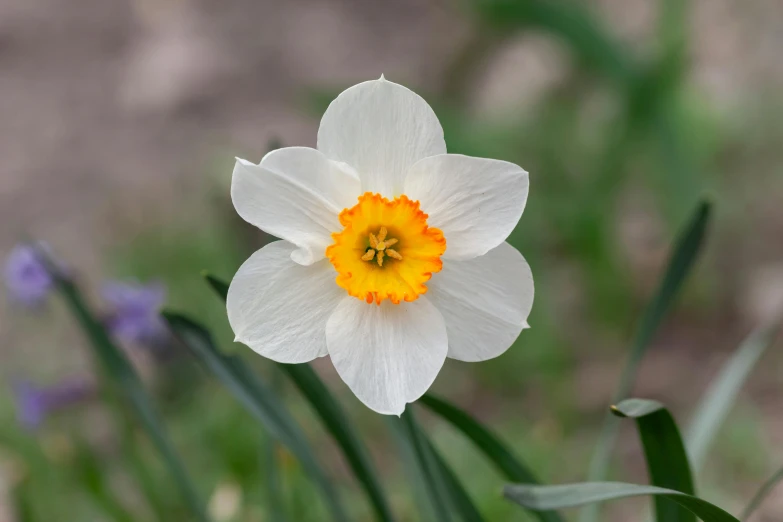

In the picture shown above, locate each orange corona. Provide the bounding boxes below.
[326,192,446,305]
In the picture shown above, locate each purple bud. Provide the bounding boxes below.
[4,244,54,307]
[14,378,93,431]
[102,280,169,346]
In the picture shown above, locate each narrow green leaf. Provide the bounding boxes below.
[264,372,288,522]
[264,439,287,521]
[400,410,453,522]
[44,266,208,521]
[419,394,564,522]
[742,465,783,520]
[505,482,739,522]
[418,395,539,483]
[425,438,486,522]
[203,272,229,300]
[611,399,695,522]
[623,200,711,402]
[163,312,348,522]
[583,201,710,522]
[686,318,783,471]
[203,272,395,522]
[586,201,711,476]
[385,417,439,522]
[280,364,395,522]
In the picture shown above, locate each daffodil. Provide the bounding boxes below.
[227,77,533,415]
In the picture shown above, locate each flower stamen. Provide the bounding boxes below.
[326,192,446,305]
[361,226,403,268]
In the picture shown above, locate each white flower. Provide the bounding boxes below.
[227,77,534,415]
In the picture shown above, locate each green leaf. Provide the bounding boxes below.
[385,417,439,522]
[203,272,229,300]
[583,201,710,522]
[44,261,208,521]
[742,465,783,520]
[504,482,739,522]
[419,394,564,522]
[586,201,711,474]
[163,312,348,522]
[203,272,395,522]
[279,364,395,522]
[399,410,452,522]
[425,438,486,522]
[397,409,486,522]
[611,399,695,522]
[473,0,637,86]
[686,317,783,471]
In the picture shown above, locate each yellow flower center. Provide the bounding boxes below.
[326,192,446,305]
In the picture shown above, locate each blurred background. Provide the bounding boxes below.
[2,0,783,520]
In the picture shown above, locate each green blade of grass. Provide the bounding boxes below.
[203,272,395,522]
[47,270,208,521]
[399,410,452,522]
[582,201,710,522]
[264,372,288,522]
[585,202,711,464]
[686,317,783,472]
[504,482,739,522]
[611,399,695,522]
[203,272,229,300]
[742,465,783,520]
[385,417,439,521]
[163,312,348,522]
[425,438,486,522]
[279,364,395,522]
[419,394,564,522]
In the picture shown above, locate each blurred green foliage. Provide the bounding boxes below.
[3,0,782,520]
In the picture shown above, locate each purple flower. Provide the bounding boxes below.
[103,280,169,346]
[14,378,93,431]
[4,244,54,307]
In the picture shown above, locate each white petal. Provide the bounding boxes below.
[325,296,448,415]
[317,77,446,197]
[404,154,529,260]
[427,242,534,362]
[227,241,345,363]
[232,147,361,265]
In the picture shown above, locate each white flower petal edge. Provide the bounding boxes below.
[317,77,446,197]
[426,242,534,362]
[404,154,529,260]
[325,296,448,415]
[232,147,361,265]
[227,241,345,363]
